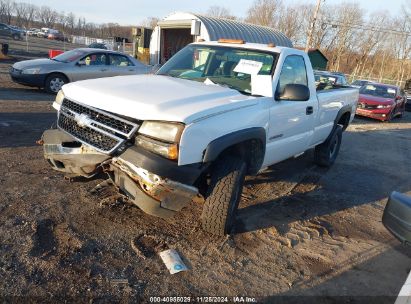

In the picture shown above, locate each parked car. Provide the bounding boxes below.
[47,30,65,41]
[383,192,411,244]
[0,22,23,40]
[41,40,359,235]
[403,79,411,112]
[10,48,150,93]
[26,28,40,36]
[8,25,26,35]
[37,28,51,38]
[314,70,348,88]
[406,96,411,112]
[356,83,406,121]
[88,42,108,50]
[350,79,372,89]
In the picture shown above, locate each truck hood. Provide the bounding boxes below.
[62,75,257,123]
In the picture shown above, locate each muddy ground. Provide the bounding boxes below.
[1,40,411,303]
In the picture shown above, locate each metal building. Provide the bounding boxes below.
[149,12,293,65]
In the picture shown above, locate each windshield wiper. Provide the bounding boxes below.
[213,81,251,96]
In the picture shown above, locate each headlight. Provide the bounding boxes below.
[138,121,184,143]
[136,135,179,160]
[377,104,392,109]
[22,68,41,74]
[53,90,65,110]
[136,121,184,160]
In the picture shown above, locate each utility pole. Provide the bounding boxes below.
[305,0,323,52]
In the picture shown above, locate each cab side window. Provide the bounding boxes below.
[276,55,308,96]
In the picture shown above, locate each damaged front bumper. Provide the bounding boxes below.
[43,129,110,177]
[42,129,203,218]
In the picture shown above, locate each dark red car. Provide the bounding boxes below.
[356,83,406,121]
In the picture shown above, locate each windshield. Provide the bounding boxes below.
[157,45,276,95]
[315,73,336,84]
[352,80,368,86]
[360,84,397,98]
[53,49,88,63]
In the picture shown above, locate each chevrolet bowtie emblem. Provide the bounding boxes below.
[74,113,92,128]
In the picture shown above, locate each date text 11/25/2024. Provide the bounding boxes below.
[149,296,257,303]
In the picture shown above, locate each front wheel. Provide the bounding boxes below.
[201,155,247,236]
[45,74,68,94]
[314,125,342,167]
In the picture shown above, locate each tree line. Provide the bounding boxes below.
[1,0,409,84]
[0,0,133,39]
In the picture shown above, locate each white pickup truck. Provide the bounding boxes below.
[42,40,359,235]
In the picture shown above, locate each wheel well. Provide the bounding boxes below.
[337,111,351,131]
[214,139,264,175]
[45,72,69,86]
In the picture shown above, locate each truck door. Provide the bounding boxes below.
[264,55,317,166]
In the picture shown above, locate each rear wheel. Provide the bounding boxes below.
[201,155,247,236]
[314,125,342,167]
[45,74,68,94]
[12,34,20,40]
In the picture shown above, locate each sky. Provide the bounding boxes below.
[27,0,405,26]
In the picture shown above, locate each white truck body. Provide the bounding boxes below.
[44,41,359,235]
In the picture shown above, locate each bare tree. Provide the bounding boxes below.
[25,3,37,28]
[206,6,236,20]
[37,5,58,28]
[141,16,159,29]
[0,0,15,24]
[245,0,282,27]
[277,4,308,44]
[65,12,76,34]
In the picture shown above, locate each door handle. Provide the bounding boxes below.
[101,68,108,71]
[306,106,314,115]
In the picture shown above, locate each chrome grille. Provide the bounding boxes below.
[58,99,139,153]
[62,99,135,135]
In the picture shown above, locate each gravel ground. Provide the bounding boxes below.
[1,40,411,303]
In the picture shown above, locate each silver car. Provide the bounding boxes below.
[10,48,150,93]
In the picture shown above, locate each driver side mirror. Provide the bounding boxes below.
[383,192,411,244]
[276,84,310,101]
[77,60,86,66]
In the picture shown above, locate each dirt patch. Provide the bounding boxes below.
[30,219,57,258]
[131,235,166,259]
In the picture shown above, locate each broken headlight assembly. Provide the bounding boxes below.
[136,121,184,160]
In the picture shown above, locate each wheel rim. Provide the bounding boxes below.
[329,137,338,159]
[49,77,65,93]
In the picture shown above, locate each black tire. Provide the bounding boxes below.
[398,107,404,118]
[385,110,395,122]
[45,73,68,94]
[12,34,20,40]
[314,125,342,167]
[201,156,247,236]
